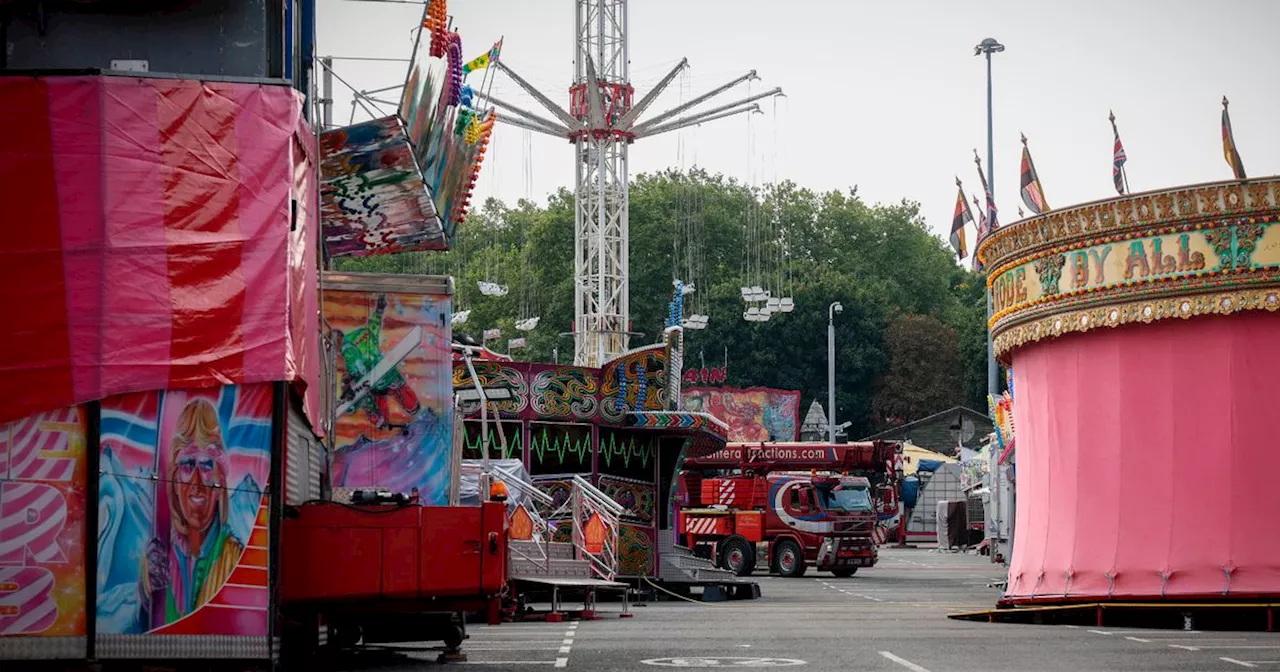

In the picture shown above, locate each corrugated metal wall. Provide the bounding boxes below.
[286,397,326,505]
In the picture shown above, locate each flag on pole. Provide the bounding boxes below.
[1222,96,1247,180]
[972,195,988,272]
[950,177,973,260]
[974,149,999,235]
[483,327,502,341]
[1109,110,1128,195]
[1019,134,1050,214]
[463,39,503,75]
[507,337,527,350]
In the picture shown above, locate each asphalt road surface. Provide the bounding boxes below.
[345,547,1280,671]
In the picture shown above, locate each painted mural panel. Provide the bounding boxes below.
[452,361,529,419]
[319,116,445,258]
[326,287,453,504]
[400,1,491,237]
[96,384,272,637]
[600,345,669,422]
[598,475,655,526]
[0,406,87,638]
[682,386,801,442]
[529,365,600,421]
[617,524,655,578]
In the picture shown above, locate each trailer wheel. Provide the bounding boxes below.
[772,539,806,578]
[831,567,857,578]
[718,536,756,576]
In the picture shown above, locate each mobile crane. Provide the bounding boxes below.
[674,441,902,577]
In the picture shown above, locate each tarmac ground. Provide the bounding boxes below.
[342,546,1280,671]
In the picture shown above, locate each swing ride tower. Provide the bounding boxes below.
[484,0,781,367]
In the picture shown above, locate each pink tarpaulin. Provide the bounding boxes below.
[1006,312,1280,602]
[0,75,321,432]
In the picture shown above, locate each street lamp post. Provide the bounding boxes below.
[975,37,1003,404]
[975,37,1009,563]
[828,301,843,443]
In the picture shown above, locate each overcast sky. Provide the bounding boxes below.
[319,0,1279,261]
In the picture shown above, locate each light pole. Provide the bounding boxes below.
[975,37,1003,404]
[975,37,1008,563]
[828,301,843,443]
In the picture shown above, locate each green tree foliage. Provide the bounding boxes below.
[336,170,990,438]
[872,313,965,426]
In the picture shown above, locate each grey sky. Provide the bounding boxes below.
[319,0,1279,258]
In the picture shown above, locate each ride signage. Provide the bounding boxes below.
[991,229,1225,316]
[696,445,836,467]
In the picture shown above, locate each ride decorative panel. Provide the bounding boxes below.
[682,386,800,442]
[617,524,655,578]
[325,286,453,503]
[528,424,592,476]
[318,116,444,258]
[597,475,655,525]
[96,384,272,637]
[0,405,88,639]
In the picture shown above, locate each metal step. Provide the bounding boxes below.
[509,557,593,579]
[657,530,743,583]
[510,540,577,560]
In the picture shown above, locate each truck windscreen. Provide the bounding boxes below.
[819,485,872,512]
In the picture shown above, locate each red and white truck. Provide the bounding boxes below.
[673,441,902,578]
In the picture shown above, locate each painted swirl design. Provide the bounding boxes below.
[531,367,599,419]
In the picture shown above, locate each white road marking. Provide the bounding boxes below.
[880,651,932,672]
[1088,630,1114,636]
[467,646,563,652]
[1175,646,1280,651]
[459,662,557,666]
[1221,659,1257,669]
[1125,637,1152,643]
[555,657,568,668]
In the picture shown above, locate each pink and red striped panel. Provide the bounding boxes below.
[0,75,319,429]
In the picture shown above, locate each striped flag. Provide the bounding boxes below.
[1019,134,1049,214]
[1110,110,1128,195]
[974,150,999,236]
[950,178,973,260]
[972,195,988,272]
[1222,96,1247,180]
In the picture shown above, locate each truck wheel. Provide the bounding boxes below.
[831,567,857,578]
[718,536,756,576]
[772,540,807,578]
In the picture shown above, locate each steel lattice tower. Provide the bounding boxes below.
[486,0,780,367]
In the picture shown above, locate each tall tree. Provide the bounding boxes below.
[337,169,991,438]
[872,313,966,427]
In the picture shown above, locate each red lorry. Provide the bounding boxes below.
[674,441,901,578]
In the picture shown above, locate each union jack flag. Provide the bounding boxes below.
[1110,110,1128,195]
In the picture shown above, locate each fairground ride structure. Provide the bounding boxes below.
[485,0,782,368]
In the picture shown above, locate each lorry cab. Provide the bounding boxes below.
[765,474,878,577]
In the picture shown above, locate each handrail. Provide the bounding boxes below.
[571,474,626,515]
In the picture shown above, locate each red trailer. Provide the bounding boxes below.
[674,441,902,577]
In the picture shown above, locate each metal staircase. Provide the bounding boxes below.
[509,540,593,580]
[657,530,741,583]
